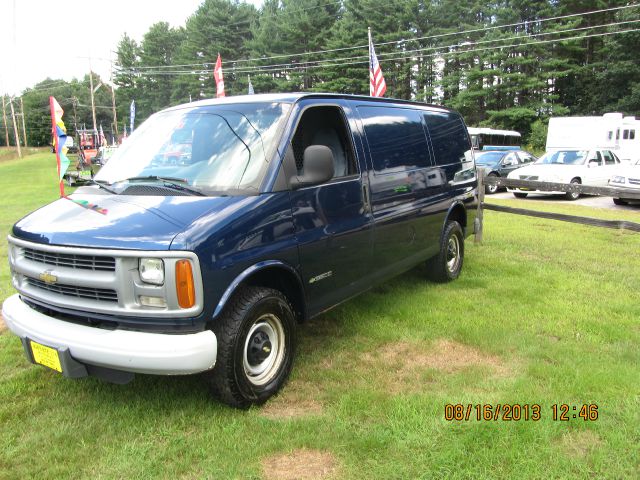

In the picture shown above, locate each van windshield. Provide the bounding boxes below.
[95,102,290,194]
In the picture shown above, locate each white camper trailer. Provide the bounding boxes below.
[546,113,640,163]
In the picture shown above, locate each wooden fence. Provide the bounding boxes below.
[474,174,640,243]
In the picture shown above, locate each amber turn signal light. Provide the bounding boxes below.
[175,260,195,308]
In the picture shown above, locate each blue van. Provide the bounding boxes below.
[3,94,477,407]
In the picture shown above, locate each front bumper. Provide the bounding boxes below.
[2,294,217,375]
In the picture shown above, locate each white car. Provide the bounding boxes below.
[507,149,623,200]
[609,158,640,205]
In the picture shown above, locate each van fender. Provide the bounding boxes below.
[212,260,304,319]
[442,200,468,236]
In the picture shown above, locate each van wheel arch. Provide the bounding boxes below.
[212,263,306,325]
[444,202,467,236]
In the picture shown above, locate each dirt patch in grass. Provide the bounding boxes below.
[0,313,6,333]
[261,381,324,420]
[360,339,510,392]
[558,430,603,457]
[365,339,506,373]
[261,448,338,480]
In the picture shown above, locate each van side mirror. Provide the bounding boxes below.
[290,145,335,189]
[588,160,599,168]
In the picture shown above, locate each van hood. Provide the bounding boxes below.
[12,193,246,250]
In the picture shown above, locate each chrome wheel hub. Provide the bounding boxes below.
[446,235,460,273]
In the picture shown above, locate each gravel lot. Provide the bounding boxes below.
[490,191,640,212]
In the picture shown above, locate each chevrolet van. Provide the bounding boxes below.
[3,93,477,407]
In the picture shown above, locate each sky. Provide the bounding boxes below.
[0,0,263,96]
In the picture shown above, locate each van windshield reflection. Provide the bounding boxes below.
[95,102,291,194]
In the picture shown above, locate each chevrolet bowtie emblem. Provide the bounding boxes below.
[39,271,58,284]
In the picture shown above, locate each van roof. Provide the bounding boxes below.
[162,92,456,113]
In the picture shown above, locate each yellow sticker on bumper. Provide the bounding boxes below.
[30,340,62,373]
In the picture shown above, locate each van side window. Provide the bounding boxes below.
[423,111,470,166]
[290,106,357,178]
[358,107,431,172]
[631,130,636,140]
[623,129,629,140]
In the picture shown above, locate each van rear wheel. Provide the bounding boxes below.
[207,286,296,409]
[426,220,464,283]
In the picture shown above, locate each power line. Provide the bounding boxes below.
[225,19,640,73]
[114,21,640,77]
[114,3,640,72]
[200,27,640,76]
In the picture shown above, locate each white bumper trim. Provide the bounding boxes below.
[2,294,217,375]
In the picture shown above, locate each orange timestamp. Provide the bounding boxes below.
[444,404,599,422]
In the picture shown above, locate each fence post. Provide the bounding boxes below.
[475,170,485,244]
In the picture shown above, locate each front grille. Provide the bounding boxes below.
[26,277,118,302]
[629,178,640,185]
[23,247,116,271]
[519,175,539,180]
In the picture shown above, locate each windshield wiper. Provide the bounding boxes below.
[119,176,205,196]
[88,179,119,194]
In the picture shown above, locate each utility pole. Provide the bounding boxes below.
[108,58,119,137]
[9,98,22,158]
[88,60,97,132]
[1,95,9,147]
[19,96,27,147]
[71,97,78,132]
[110,85,118,135]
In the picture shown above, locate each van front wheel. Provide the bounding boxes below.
[208,286,296,408]
[426,220,464,283]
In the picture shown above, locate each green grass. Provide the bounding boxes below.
[0,146,47,164]
[1,152,639,479]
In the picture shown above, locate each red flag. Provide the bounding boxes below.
[214,53,225,98]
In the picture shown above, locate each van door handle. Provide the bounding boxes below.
[362,183,370,209]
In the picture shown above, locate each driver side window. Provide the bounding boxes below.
[503,153,517,165]
[290,106,358,178]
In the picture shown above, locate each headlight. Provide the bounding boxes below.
[139,258,164,285]
[610,176,626,184]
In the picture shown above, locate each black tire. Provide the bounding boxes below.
[565,178,581,201]
[207,286,296,408]
[613,198,628,206]
[426,220,464,283]
[513,192,528,199]
[485,173,499,194]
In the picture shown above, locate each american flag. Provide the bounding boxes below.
[368,27,386,97]
[214,53,225,98]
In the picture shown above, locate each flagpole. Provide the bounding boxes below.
[368,27,373,96]
[49,96,65,197]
